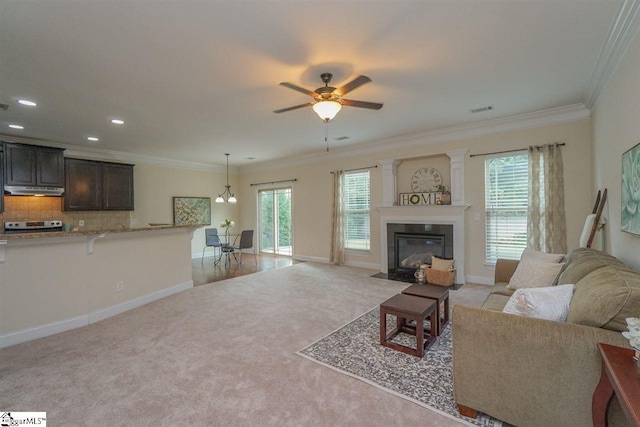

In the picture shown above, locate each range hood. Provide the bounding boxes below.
[4,185,65,196]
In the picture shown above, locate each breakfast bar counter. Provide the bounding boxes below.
[0,224,200,349]
[0,223,200,240]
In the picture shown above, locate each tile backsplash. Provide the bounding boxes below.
[1,196,130,231]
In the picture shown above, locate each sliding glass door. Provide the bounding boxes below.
[258,188,292,256]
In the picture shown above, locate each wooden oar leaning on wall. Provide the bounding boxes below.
[586,189,607,249]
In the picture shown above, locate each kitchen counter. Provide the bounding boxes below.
[0,223,205,240]
[0,223,197,348]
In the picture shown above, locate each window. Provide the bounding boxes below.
[485,154,528,264]
[344,171,370,251]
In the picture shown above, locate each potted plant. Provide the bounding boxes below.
[436,184,451,205]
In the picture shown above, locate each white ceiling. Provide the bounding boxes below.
[0,0,635,168]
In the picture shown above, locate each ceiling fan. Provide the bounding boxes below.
[274,73,383,121]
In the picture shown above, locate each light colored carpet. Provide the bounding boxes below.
[298,309,499,426]
[0,263,489,426]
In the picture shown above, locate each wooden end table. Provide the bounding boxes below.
[401,283,450,336]
[592,343,640,427]
[380,294,437,358]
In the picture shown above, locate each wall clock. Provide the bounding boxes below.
[411,167,443,192]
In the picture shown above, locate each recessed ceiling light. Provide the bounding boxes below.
[17,99,37,107]
[87,137,99,142]
[110,119,125,125]
[8,124,24,129]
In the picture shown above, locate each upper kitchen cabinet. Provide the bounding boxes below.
[3,142,64,187]
[64,158,134,211]
[64,158,102,211]
[103,162,134,210]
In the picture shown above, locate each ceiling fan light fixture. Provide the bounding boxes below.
[313,100,342,121]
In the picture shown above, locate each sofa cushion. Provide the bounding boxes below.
[507,260,565,290]
[481,294,511,311]
[567,264,640,332]
[502,284,575,322]
[490,283,515,297]
[558,247,625,285]
[521,248,565,263]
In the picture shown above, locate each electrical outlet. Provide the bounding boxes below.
[116,281,124,292]
[79,220,85,227]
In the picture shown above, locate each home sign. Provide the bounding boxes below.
[399,192,444,206]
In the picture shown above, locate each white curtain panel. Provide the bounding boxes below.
[331,170,346,264]
[527,143,568,253]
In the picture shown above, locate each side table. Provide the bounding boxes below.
[401,283,450,336]
[380,294,437,358]
[592,343,640,427]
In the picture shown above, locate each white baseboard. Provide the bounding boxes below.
[0,315,89,350]
[88,280,193,323]
[293,255,329,263]
[465,275,494,286]
[293,255,380,270]
[0,280,193,349]
[344,260,380,270]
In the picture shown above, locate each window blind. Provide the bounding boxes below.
[485,154,528,263]
[344,171,370,251]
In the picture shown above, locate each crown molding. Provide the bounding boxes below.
[585,0,640,108]
[0,133,235,174]
[240,103,591,174]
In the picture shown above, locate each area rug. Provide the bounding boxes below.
[297,308,501,427]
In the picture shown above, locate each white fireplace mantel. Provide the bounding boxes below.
[378,205,470,282]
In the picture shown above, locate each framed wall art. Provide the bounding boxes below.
[173,197,211,225]
[622,142,640,235]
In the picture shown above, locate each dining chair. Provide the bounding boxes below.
[228,229,257,265]
[201,228,224,265]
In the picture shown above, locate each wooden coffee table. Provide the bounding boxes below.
[379,294,437,358]
[401,283,450,336]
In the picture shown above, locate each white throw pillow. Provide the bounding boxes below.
[502,284,575,322]
[521,248,565,263]
[507,259,565,290]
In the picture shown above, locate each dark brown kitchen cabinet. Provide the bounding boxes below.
[3,142,64,187]
[64,159,102,210]
[64,158,134,211]
[103,163,134,210]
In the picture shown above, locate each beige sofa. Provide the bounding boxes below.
[452,248,640,427]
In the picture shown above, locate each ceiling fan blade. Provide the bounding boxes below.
[341,99,383,110]
[335,75,372,96]
[273,102,313,113]
[279,82,317,97]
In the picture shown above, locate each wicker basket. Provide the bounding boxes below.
[426,266,456,286]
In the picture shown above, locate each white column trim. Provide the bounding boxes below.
[446,149,467,205]
[378,159,402,207]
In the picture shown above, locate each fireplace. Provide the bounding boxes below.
[377,152,468,282]
[378,208,466,282]
[394,233,445,278]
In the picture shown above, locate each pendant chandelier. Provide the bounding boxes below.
[215,153,237,203]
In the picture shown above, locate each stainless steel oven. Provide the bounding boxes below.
[3,220,63,234]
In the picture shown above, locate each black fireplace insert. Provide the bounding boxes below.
[393,232,445,278]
